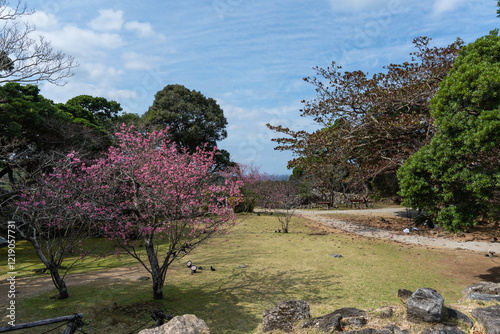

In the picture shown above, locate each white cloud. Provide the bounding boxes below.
[124,21,164,39]
[89,9,124,31]
[43,25,124,56]
[328,0,389,11]
[432,0,466,15]
[122,51,163,70]
[81,63,123,82]
[25,10,59,30]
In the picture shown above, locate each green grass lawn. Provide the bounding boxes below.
[0,214,477,333]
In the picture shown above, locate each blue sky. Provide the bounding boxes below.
[23,0,498,175]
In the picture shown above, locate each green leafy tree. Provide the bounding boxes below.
[0,83,110,221]
[143,84,233,169]
[64,95,122,131]
[398,30,500,231]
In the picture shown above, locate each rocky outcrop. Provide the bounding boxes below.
[300,312,342,332]
[472,305,500,334]
[259,282,500,333]
[397,289,413,304]
[262,300,310,333]
[138,314,210,334]
[406,288,444,323]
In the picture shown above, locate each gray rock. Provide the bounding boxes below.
[332,307,366,318]
[407,288,444,323]
[462,282,500,296]
[342,329,376,334]
[343,329,396,334]
[300,312,342,332]
[138,314,210,334]
[447,307,473,328]
[464,293,500,303]
[262,300,310,333]
[375,307,394,319]
[136,276,150,281]
[237,265,249,268]
[330,254,343,258]
[349,316,367,327]
[472,305,500,334]
[397,289,413,304]
[421,324,465,334]
[383,324,410,334]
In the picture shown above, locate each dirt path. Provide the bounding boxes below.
[294,207,500,254]
[0,265,150,309]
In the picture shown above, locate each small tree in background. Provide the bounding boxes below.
[79,125,243,300]
[266,180,300,233]
[13,152,100,299]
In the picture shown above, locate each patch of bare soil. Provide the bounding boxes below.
[0,265,150,308]
[322,207,499,243]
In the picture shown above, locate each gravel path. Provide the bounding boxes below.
[294,208,500,254]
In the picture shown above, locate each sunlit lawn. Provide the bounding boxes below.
[0,213,477,333]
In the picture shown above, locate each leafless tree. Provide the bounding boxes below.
[0,0,77,85]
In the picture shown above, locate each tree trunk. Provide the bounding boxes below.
[49,266,69,299]
[143,235,165,300]
[28,235,69,299]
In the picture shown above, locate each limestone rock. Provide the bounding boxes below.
[462,282,500,295]
[447,307,473,328]
[348,316,367,327]
[471,305,500,334]
[375,307,394,319]
[138,314,210,334]
[300,312,342,332]
[406,288,444,323]
[333,307,366,318]
[262,300,310,333]
[463,293,500,303]
[421,324,465,334]
[383,324,410,334]
[397,289,413,304]
[342,328,405,334]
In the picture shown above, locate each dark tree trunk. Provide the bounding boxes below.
[49,266,69,299]
[28,235,69,299]
[143,235,165,300]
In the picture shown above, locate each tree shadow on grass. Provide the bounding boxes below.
[14,269,341,334]
[476,266,500,283]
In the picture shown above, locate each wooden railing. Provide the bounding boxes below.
[0,314,83,333]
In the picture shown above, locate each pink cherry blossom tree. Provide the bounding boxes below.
[80,125,243,300]
[14,152,101,299]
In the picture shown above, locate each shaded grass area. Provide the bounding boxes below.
[0,238,139,280]
[0,214,485,333]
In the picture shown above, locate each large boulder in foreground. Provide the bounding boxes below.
[262,300,310,333]
[138,314,210,334]
[472,305,500,334]
[406,288,444,323]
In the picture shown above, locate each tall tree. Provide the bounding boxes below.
[65,95,122,129]
[267,37,463,196]
[398,30,500,231]
[143,84,233,169]
[0,0,76,85]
